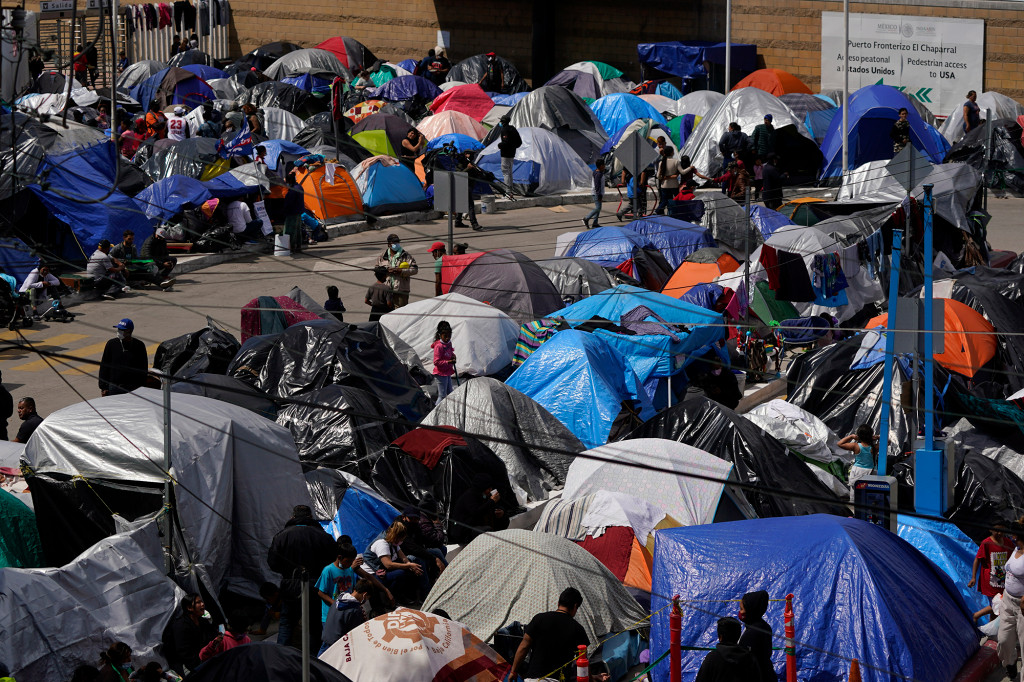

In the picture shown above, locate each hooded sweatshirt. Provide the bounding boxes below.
[695,642,762,682]
[322,593,366,647]
[739,590,775,681]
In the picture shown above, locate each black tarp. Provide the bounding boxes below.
[182,641,352,682]
[626,396,848,518]
[227,320,432,421]
[370,427,519,529]
[235,81,328,120]
[944,118,1024,192]
[275,384,410,478]
[446,54,528,95]
[153,321,241,379]
[171,373,277,420]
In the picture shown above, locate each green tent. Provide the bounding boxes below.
[351,129,397,157]
[588,61,624,80]
[665,115,684,149]
[371,64,397,87]
[0,488,43,568]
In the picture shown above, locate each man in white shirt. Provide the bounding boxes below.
[19,264,61,317]
[166,106,190,142]
[225,199,263,244]
[87,240,128,300]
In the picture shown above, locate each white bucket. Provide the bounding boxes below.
[481,196,496,214]
[273,233,291,257]
[733,369,747,394]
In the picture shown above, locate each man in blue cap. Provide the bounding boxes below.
[98,318,149,396]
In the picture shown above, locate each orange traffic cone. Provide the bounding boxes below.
[849,659,862,682]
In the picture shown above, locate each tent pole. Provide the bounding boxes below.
[161,374,173,576]
[724,0,731,93]
[743,184,751,330]
[841,0,849,182]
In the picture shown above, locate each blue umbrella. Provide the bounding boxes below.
[425,133,484,153]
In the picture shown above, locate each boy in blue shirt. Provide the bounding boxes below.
[315,541,392,624]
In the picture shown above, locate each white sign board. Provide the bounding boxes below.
[821,11,984,115]
[39,0,73,11]
[253,200,273,235]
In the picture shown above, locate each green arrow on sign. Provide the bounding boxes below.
[915,87,933,103]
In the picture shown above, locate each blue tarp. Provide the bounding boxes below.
[425,133,483,153]
[637,41,757,80]
[506,329,655,449]
[258,139,309,171]
[181,63,227,81]
[320,486,398,552]
[599,119,670,155]
[805,108,838,144]
[369,75,441,102]
[589,94,668,137]
[655,81,683,99]
[282,73,332,95]
[565,226,653,266]
[134,176,212,221]
[680,282,725,311]
[0,237,41,287]
[357,162,429,214]
[476,157,541,189]
[490,92,529,107]
[749,205,794,241]
[651,515,978,682]
[623,216,715,269]
[397,59,417,73]
[203,173,259,199]
[129,67,215,110]
[820,84,951,178]
[28,141,154,249]
[896,514,988,617]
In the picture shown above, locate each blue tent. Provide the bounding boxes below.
[749,205,794,242]
[820,84,951,179]
[0,237,42,287]
[624,216,715,268]
[282,73,332,94]
[507,329,655,449]
[637,41,757,81]
[258,139,309,170]
[565,225,654,267]
[369,75,441,102]
[356,162,429,215]
[590,94,668,136]
[651,515,978,682]
[425,133,483,153]
[129,67,215,110]
[896,514,988,617]
[490,92,529,107]
[397,58,417,73]
[679,282,725,311]
[320,484,398,552]
[134,176,212,221]
[655,81,683,99]
[805,108,838,145]
[204,173,260,199]
[181,63,227,81]
[28,141,154,251]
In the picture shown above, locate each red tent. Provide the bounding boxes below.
[440,252,486,293]
[429,83,495,122]
[315,37,378,72]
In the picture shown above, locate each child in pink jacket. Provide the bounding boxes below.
[432,320,456,404]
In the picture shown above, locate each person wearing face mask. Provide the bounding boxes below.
[97,641,134,682]
[375,234,418,308]
[98,319,149,396]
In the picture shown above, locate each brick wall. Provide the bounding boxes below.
[731,0,1024,103]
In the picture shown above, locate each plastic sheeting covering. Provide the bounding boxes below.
[623,216,717,269]
[134,175,212,221]
[681,87,818,177]
[536,257,616,304]
[236,81,328,120]
[0,488,42,568]
[650,516,978,682]
[421,377,583,503]
[262,106,305,142]
[940,91,1024,142]
[141,137,224,182]
[698,194,757,249]
[0,521,183,681]
[276,384,410,479]
[264,47,352,81]
[171,373,277,420]
[945,417,1024,484]
[507,329,656,449]
[446,54,528,95]
[229,319,432,421]
[153,321,241,379]
[896,514,988,617]
[490,86,608,164]
[628,397,848,518]
[380,293,520,377]
[185,641,352,682]
[305,468,397,551]
[449,248,565,325]
[477,126,591,195]
[946,449,1024,544]
[422,529,647,644]
[24,390,311,597]
[564,439,730,526]
[745,398,850,464]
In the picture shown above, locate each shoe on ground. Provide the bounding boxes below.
[471,223,482,231]
[591,223,601,228]
[102,293,116,301]
[159,279,176,289]
[122,286,132,293]
[582,218,590,229]
[454,221,466,228]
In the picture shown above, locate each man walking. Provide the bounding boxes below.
[497,114,522,195]
[583,159,606,229]
[509,587,590,682]
[98,319,149,396]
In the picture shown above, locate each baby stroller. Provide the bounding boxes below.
[0,284,28,331]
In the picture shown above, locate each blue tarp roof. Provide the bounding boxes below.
[0,237,41,287]
[258,139,309,170]
[203,173,259,199]
[369,75,441,101]
[319,485,397,552]
[551,284,723,328]
[134,175,212,221]
[896,514,988,617]
[749,205,794,241]
[565,225,653,266]
[599,119,670,155]
[397,59,417,73]
[623,216,716,268]
[651,515,978,682]
[129,67,215,110]
[181,63,227,81]
[426,133,483,153]
[590,94,668,137]
[506,329,655,449]
[28,141,154,250]
[490,92,529,107]
[281,73,332,94]
[357,162,428,214]
[637,41,757,80]
[820,84,951,178]
[679,282,725,311]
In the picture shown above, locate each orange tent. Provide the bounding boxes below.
[661,254,741,299]
[865,299,997,378]
[733,68,813,96]
[296,164,363,221]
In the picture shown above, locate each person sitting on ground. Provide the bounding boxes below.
[397,507,447,576]
[128,661,176,681]
[695,616,762,682]
[164,594,216,675]
[448,475,510,545]
[112,230,175,289]
[87,239,128,300]
[11,397,42,443]
[140,229,177,282]
[738,590,775,682]
[323,285,345,322]
[366,520,427,606]
[97,641,134,682]
[198,609,251,661]
[19,263,60,318]
[320,578,373,655]
[509,587,589,682]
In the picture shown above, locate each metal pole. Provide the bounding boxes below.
[161,374,173,576]
[447,172,454,255]
[108,0,118,144]
[724,0,731,93]
[301,570,310,682]
[922,184,935,450]
[877,228,903,477]
[743,184,751,328]
[841,0,849,179]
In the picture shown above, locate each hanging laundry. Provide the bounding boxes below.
[143,4,158,30]
[157,2,173,29]
[215,0,230,27]
[840,244,860,278]
[324,162,336,186]
[197,0,210,36]
[811,253,849,307]
[759,244,781,289]
[174,0,196,31]
[774,250,815,302]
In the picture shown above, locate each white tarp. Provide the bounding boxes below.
[671,90,725,119]
[563,439,731,526]
[562,61,634,97]
[580,490,667,543]
[478,127,591,195]
[24,389,311,597]
[681,87,813,175]
[380,293,520,377]
[746,399,850,464]
[262,107,304,142]
[939,91,1024,143]
[0,521,182,680]
[946,418,1024,482]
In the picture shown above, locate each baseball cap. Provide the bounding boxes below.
[174,106,185,116]
[486,52,496,57]
[429,241,445,252]
[387,233,401,244]
[763,113,773,122]
[114,318,134,331]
